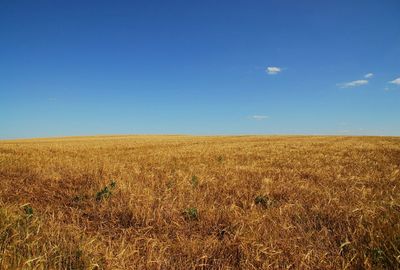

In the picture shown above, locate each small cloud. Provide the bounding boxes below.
[389,77,400,85]
[338,79,368,88]
[364,73,373,78]
[266,67,281,75]
[251,115,269,120]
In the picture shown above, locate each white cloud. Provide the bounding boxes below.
[338,79,368,88]
[266,67,281,75]
[364,73,373,78]
[389,77,400,85]
[251,115,269,120]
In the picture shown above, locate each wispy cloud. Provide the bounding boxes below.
[338,79,368,88]
[266,67,281,75]
[389,77,400,85]
[251,115,269,120]
[364,73,373,78]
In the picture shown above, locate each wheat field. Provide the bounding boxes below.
[0,135,399,269]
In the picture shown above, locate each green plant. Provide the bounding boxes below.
[110,180,116,189]
[72,194,88,203]
[369,247,389,266]
[254,195,271,208]
[183,207,199,220]
[21,204,33,217]
[96,181,117,201]
[190,175,199,188]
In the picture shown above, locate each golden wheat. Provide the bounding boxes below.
[0,135,399,269]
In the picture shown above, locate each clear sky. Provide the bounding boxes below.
[1,0,399,139]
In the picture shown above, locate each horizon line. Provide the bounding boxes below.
[1,133,399,141]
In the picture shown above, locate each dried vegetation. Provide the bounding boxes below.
[0,135,399,269]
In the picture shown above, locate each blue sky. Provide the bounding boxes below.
[1,0,399,138]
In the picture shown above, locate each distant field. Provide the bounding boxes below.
[0,136,399,269]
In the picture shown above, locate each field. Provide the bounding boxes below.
[0,135,399,269]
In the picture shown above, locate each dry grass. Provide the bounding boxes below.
[0,135,399,269]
